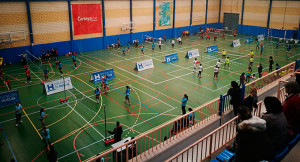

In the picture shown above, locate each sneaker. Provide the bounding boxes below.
[20,120,23,123]
[29,81,32,83]
[16,124,18,127]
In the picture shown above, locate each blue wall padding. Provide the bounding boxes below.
[1,23,297,64]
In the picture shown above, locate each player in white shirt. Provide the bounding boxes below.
[216,60,221,68]
[193,58,198,72]
[177,37,182,45]
[198,63,203,78]
[158,40,162,50]
[213,65,219,80]
[172,39,175,48]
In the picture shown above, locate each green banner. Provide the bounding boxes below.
[157,2,173,27]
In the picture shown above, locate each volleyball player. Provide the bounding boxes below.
[141,46,145,55]
[72,54,77,68]
[224,57,230,69]
[122,47,126,56]
[222,50,226,60]
[198,63,203,78]
[124,85,134,105]
[94,86,100,103]
[213,65,219,80]
[44,66,49,82]
[58,61,63,76]
[104,75,109,93]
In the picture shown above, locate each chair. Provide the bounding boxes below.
[273,146,289,162]
[216,149,235,162]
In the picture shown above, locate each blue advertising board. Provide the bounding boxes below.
[165,53,179,64]
[91,69,115,83]
[245,37,253,44]
[206,45,219,53]
[0,90,20,108]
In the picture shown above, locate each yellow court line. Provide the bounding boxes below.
[37,100,78,131]
[22,109,43,139]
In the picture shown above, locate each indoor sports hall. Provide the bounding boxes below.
[0,0,299,162]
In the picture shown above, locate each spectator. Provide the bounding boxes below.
[188,108,195,126]
[242,87,258,112]
[239,73,246,87]
[108,121,123,143]
[257,63,263,78]
[269,56,274,72]
[47,145,58,162]
[227,81,242,116]
[276,63,280,70]
[235,106,273,162]
[295,68,300,88]
[283,81,300,139]
[262,96,288,154]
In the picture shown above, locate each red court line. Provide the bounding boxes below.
[102,93,150,125]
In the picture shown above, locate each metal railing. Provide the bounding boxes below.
[244,62,295,97]
[167,101,263,162]
[88,61,297,162]
[87,98,220,162]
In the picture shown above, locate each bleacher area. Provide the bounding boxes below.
[90,59,300,161]
[167,67,300,162]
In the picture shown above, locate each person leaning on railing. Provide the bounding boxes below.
[227,81,242,116]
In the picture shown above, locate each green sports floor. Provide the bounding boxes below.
[0,34,299,162]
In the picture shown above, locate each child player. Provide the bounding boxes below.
[200,32,204,39]
[224,57,230,69]
[5,78,11,90]
[104,75,109,93]
[44,66,49,82]
[152,43,155,51]
[206,34,210,40]
[222,50,226,60]
[260,44,264,55]
[198,63,203,78]
[275,41,279,51]
[127,41,130,51]
[100,74,105,91]
[72,54,77,68]
[214,34,217,41]
[249,56,254,67]
[25,68,31,83]
[141,46,145,56]
[256,41,260,50]
[222,32,225,40]
[249,50,254,57]
[94,86,100,103]
[124,85,134,105]
[58,61,63,76]
[122,47,126,56]
[216,60,221,69]
[193,58,200,72]
[213,65,219,80]
[172,39,175,48]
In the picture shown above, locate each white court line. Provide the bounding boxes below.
[83,55,156,84]
[66,103,104,138]
[153,72,193,85]
[0,85,125,124]
[57,106,177,160]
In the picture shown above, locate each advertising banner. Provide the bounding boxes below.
[257,34,264,41]
[91,69,115,83]
[206,45,219,53]
[0,90,20,108]
[134,59,154,71]
[232,39,241,47]
[185,49,200,59]
[72,4,102,35]
[44,77,73,95]
[164,53,179,64]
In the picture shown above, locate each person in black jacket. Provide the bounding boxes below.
[242,87,258,112]
[108,121,123,142]
[47,145,57,162]
[228,81,242,116]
